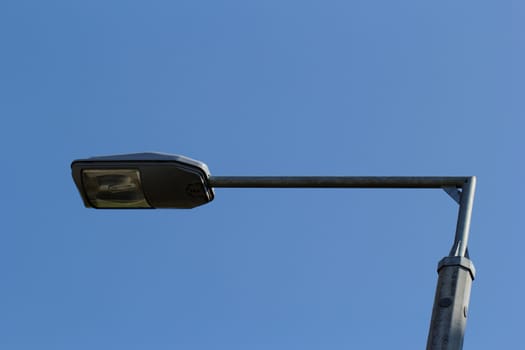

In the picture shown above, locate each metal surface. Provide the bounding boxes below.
[443,187,462,204]
[74,152,212,176]
[209,176,476,258]
[451,177,476,258]
[427,257,475,350]
[208,175,477,350]
[209,176,467,188]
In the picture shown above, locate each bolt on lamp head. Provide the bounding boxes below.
[71,153,214,209]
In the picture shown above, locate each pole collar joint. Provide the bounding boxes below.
[437,256,476,280]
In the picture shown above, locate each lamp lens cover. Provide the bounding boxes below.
[82,169,151,208]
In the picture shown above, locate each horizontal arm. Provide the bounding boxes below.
[209,176,469,189]
[208,175,476,259]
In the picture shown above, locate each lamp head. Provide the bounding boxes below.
[71,153,214,209]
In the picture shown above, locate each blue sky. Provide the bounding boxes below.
[0,0,522,348]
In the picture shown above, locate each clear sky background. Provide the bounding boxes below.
[0,0,522,349]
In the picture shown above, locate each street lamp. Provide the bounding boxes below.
[71,152,476,350]
[71,153,214,209]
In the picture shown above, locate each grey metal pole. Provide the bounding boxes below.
[451,177,477,258]
[426,257,475,350]
[427,177,476,350]
[208,175,477,349]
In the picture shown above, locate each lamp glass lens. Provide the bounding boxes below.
[82,169,151,208]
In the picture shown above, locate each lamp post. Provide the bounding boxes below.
[71,152,476,350]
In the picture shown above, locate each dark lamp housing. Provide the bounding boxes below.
[71,153,214,209]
